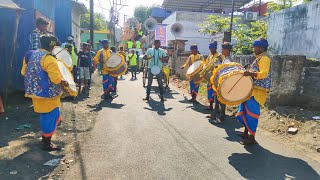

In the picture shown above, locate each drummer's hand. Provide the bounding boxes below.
[243,71,257,77]
[61,80,69,86]
[180,66,184,69]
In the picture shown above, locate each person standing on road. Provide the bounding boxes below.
[29,18,49,50]
[21,35,67,151]
[207,42,233,123]
[128,49,138,80]
[143,40,169,102]
[117,47,126,80]
[181,45,205,104]
[236,38,271,145]
[78,43,92,93]
[127,39,133,49]
[93,39,114,100]
[62,36,78,81]
[202,41,220,110]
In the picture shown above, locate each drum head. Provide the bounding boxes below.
[106,54,122,68]
[52,47,73,68]
[219,73,253,103]
[57,61,77,92]
[187,61,202,75]
[151,66,161,75]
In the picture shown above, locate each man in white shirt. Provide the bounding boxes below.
[143,40,169,102]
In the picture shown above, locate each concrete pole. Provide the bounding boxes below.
[90,0,94,47]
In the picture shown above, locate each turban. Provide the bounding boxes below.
[253,38,269,48]
[100,39,109,45]
[222,42,233,50]
[190,44,198,51]
[209,41,218,49]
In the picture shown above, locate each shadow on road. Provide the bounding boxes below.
[144,100,173,116]
[87,98,125,112]
[0,138,65,179]
[228,145,320,180]
[209,115,243,142]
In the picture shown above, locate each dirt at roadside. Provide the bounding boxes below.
[169,75,320,162]
[0,73,104,179]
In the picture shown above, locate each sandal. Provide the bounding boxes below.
[204,107,213,111]
[238,132,249,139]
[240,138,257,145]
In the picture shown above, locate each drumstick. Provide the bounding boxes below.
[227,74,244,94]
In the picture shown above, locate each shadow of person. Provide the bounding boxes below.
[144,100,173,116]
[178,96,192,104]
[228,144,320,180]
[0,140,65,180]
[209,115,243,142]
[87,99,125,112]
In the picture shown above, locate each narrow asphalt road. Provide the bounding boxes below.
[64,73,320,180]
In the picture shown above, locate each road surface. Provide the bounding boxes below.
[64,74,320,180]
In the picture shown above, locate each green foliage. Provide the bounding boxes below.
[199,15,231,34]
[199,15,267,55]
[134,5,152,23]
[80,12,109,30]
[267,0,299,14]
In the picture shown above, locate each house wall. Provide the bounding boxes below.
[267,1,320,59]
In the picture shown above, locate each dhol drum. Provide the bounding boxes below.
[57,61,77,98]
[52,47,73,70]
[106,54,128,77]
[151,66,161,76]
[210,62,253,106]
[186,60,205,84]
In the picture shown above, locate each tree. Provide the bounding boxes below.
[134,5,152,23]
[267,0,300,14]
[199,15,267,55]
[81,12,109,30]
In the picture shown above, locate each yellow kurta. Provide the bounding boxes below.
[21,52,62,113]
[251,53,271,107]
[204,52,219,66]
[94,49,112,75]
[182,53,205,68]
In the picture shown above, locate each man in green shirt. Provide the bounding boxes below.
[128,49,138,80]
[127,40,133,49]
[143,40,169,102]
[136,40,141,49]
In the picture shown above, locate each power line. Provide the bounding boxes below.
[82,0,111,12]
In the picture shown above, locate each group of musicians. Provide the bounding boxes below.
[179,38,271,145]
[22,18,271,151]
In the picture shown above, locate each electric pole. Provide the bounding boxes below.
[111,0,127,47]
[90,0,94,48]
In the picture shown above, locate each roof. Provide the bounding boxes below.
[72,0,88,14]
[0,0,23,10]
[162,0,251,12]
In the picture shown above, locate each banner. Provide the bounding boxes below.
[155,24,167,46]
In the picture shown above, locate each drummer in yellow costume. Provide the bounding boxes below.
[201,41,220,110]
[236,38,271,145]
[207,42,233,123]
[21,35,67,151]
[181,44,205,103]
[93,39,114,100]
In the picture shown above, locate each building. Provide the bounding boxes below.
[55,0,88,50]
[161,0,252,54]
[0,0,23,92]
[81,30,112,51]
[163,11,219,54]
